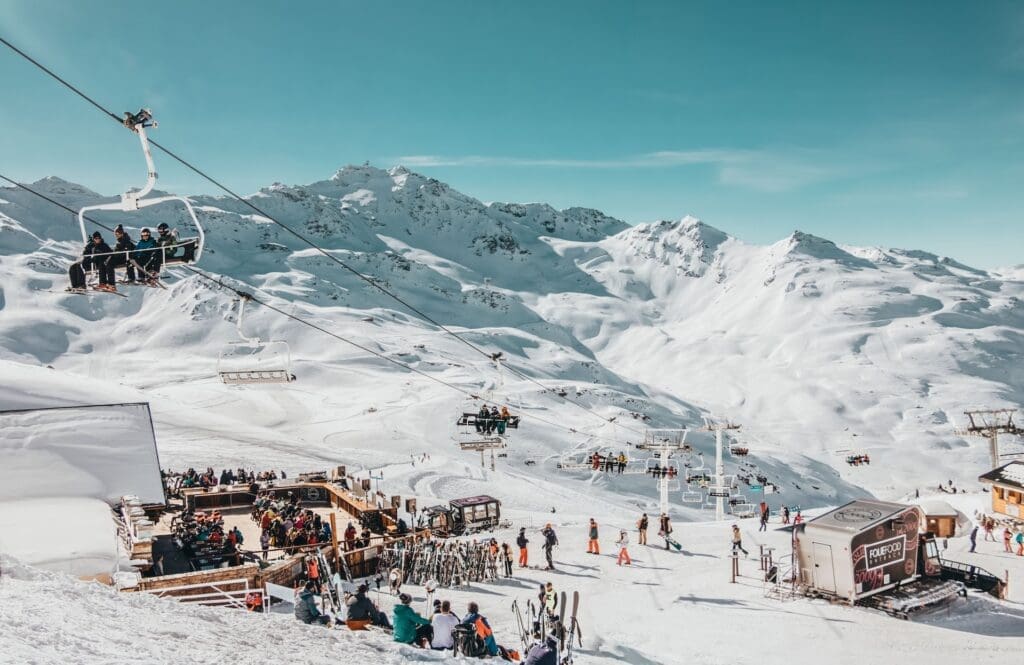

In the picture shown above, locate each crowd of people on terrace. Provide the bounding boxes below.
[171,508,247,569]
[251,490,331,559]
[163,467,287,494]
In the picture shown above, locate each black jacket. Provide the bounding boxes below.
[115,235,136,253]
[346,592,377,621]
[83,240,113,268]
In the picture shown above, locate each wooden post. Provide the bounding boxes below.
[330,512,341,567]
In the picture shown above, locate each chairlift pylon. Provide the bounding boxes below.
[217,296,295,385]
[76,110,205,275]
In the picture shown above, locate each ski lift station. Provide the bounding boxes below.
[794,499,927,603]
[978,460,1024,520]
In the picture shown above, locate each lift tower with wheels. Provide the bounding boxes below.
[700,418,742,522]
[636,429,690,516]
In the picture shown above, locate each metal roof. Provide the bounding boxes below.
[978,461,1024,490]
[449,495,499,508]
[804,499,911,535]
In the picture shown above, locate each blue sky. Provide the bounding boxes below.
[1,1,1022,268]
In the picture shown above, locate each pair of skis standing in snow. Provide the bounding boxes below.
[513,586,582,664]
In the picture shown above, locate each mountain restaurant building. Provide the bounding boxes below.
[978,461,1024,520]
[794,499,922,603]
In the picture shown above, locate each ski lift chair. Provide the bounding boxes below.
[217,297,295,385]
[556,451,593,471]
[77,111,205,277]
[730,503,756,518]
[622,458,647,474]
[663,478,682,492]
[681,490,703,504]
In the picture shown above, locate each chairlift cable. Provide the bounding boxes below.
[0,35,646,437]
[1,172,627,443]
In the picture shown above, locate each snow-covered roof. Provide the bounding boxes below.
[916,500,958,517]
[978,461,1024,490]
[805,499,910,535]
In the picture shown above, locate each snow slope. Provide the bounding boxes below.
[1,167,1023,664]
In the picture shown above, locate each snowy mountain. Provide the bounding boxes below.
[3,166,1024,665]
[1,165,1022,507]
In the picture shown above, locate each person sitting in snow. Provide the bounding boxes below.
[346,583,391,629]
[294,580,330,626]
[393,593,432,647]
[461,602,512,660]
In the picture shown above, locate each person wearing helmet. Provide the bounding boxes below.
[132,227,162,277]
[155,222,181,261]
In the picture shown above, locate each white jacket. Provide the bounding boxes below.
[616,533,629,548]
[431,612,460,649]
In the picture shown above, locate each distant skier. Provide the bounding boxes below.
[542,524,558,570]
[617,452,627,474]
[587,518,600,555]
[658,513,672,550]
[616,530,632,566]
[1016,529,1024,556]
[1003,527,1013,553]
[969,524,978,553]
[759,502,769,532]
[543,582,558,617]
[983,516,996,541]
[501,542,513,577]
[517,527,530,567]
[781,506,790,524]
[793,510,803,525]
[731,524,748,556]
[637,513,648,545]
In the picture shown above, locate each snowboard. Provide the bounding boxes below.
[659,531,682,551]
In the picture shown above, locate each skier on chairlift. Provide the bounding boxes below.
[68,231,116,292]
[476,404,490,434]
[112,224,137,283]
[133,227,162,278]
[123,108,154,131]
